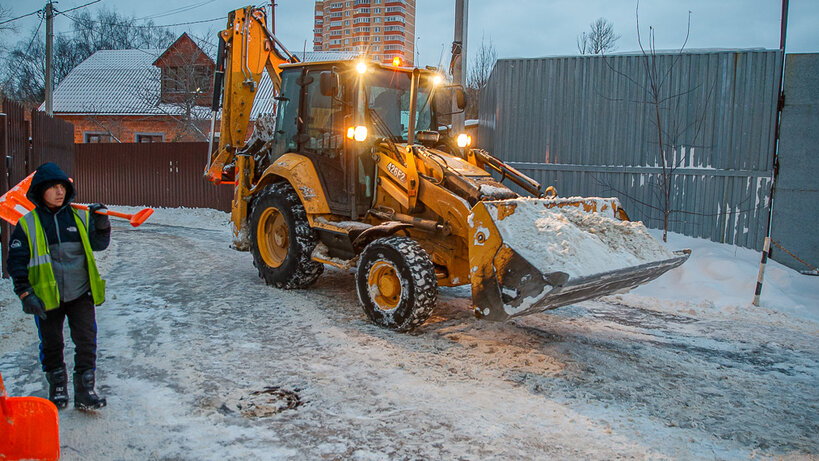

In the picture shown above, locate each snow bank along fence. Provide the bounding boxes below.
[0,100,75,278]
[73,142,232,211]
[479,49,818,271]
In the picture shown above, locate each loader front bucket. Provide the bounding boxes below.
[468,198,690,321]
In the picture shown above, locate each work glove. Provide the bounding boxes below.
[88,203,110,230]
[20,289,47,320]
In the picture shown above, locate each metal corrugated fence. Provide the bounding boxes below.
[74,142,232,211]
[478,49,782,250]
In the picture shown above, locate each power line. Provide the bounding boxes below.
[54,0,104,16]
[2,15,46,91]
[0,7,44,26]
[134,0,219,21]
[62,12,223,30]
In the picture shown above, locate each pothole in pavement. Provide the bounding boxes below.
[220,386,304,418]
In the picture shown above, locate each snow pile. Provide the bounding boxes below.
[103,205,231,231]
[488,198,675,278]
[618,230,819,325]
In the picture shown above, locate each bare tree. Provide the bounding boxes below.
[599,7,717,242]
[67,9,175,57]
[464,34,497,120]
[578,18,620,55]
[2,8,175,104]
[0,5,18,47]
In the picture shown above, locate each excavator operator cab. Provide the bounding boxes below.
[270,60,445,218]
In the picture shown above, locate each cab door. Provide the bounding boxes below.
[273,67,351,215]
[299,67,351,215]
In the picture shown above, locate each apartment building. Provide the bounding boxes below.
[313,0,416,66]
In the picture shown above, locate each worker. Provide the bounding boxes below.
[7,162,109,411]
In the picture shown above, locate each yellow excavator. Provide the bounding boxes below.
[206,6,689,331]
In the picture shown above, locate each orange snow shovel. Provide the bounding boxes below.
[0,370,60,461]
[71,203,154,228]
[0,173,153,227]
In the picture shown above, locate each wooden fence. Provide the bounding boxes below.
[1,101,76,277]
[31,110,75,178]
[1,105,230,277]
[73,142,232,210]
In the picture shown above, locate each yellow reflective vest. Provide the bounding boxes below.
[18,208,106,310]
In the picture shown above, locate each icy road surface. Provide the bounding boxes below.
[0,216,816,460]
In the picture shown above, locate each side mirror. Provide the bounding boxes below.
[454,86,467,110]
[320,71,339,97]
[433,85,468,115]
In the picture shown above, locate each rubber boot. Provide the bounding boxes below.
[45,366,69,409]
[73,370,106,410]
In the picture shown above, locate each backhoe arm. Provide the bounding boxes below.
[206,6,298,184]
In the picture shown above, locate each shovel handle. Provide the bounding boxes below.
[71,204,154,228]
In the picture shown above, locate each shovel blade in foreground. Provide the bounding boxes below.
[0,372,60,461]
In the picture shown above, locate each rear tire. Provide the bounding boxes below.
[249,182,323,289]
[356,237,438,332]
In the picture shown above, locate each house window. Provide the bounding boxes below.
[135,133,164,143]
[161,65,212,103]
[84,132,113,143]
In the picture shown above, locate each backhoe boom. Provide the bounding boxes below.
[205,6,298,184]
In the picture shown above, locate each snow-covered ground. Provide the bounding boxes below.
[1,207,816,460]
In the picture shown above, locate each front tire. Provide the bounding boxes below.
[249,182,323,289]
[356,237,438,332]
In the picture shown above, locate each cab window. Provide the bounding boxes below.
[273,69,301,156]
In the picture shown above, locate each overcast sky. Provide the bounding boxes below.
[4,0,818,70]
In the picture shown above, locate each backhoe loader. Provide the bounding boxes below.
[206,6,689,331]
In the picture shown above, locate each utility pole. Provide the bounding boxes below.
[451,0,468,133]
[270,1,276,34]
[45,1,54,116]
[753,0,790,305]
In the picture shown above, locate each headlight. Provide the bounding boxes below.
[347,125,368,142]
[456,133,472,148]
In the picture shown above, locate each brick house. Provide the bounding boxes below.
[49,34,357,144]
[49,34,220,143]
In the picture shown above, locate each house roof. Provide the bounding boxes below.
[250,51,360,119]
[50,48,185,116]
[152,33,213,68]
[49,48,360,118]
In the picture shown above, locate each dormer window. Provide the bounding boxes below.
[153,33,215,107]
[160,65,212,104]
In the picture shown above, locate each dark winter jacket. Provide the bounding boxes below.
[8,162,110,300]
